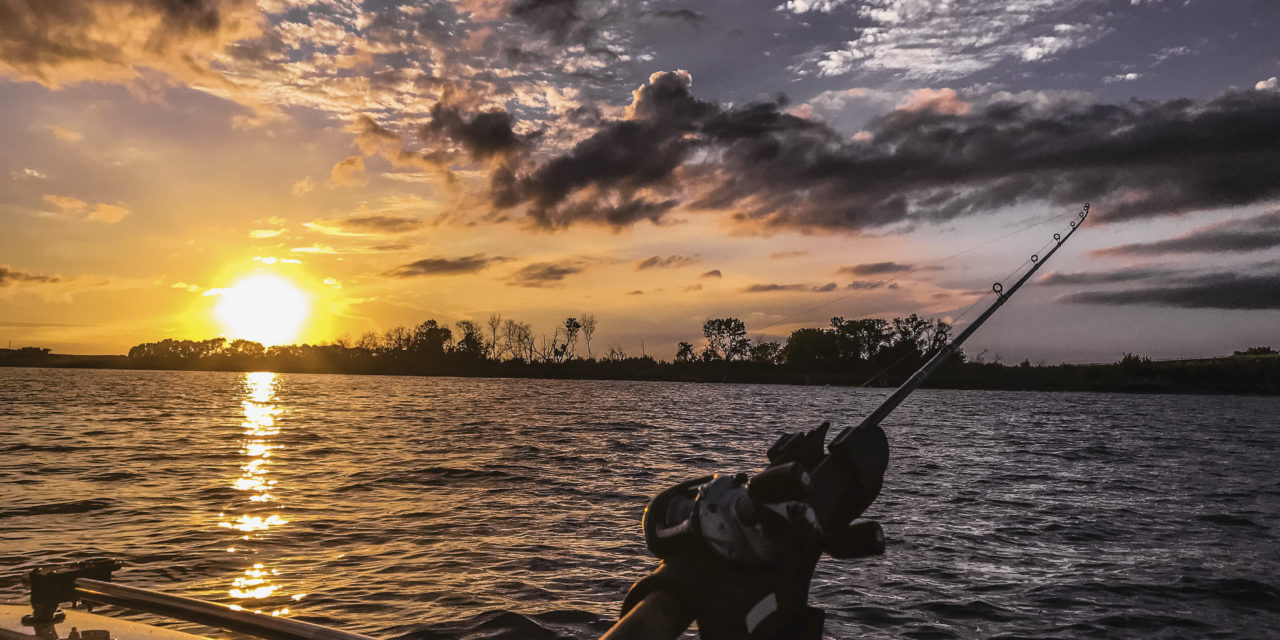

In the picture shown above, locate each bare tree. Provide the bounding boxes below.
[355,331,381,354]
[487,313,504,359]
[383,325,411,352]
[580,314,597,359]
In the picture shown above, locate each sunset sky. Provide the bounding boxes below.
[2,0,1278,362]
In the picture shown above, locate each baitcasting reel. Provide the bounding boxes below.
[621,421,888,639]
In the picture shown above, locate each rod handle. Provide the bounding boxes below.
[599,590,693,640]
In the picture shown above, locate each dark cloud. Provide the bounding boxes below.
[1038,268,1178,286]
[838,261,914,276]
[745,282,840,293]
[385,254,505,277]
[0,0,258,85]
[0,266,60,286]
[645,9,707,25]
[847,280,899,290]
[490,72,1280,232]
[510,0,587,44]
[1061,272,1280,310]
[700,269,722,279]
[1093,209,1280,257]
[508,260,584,287]
[423,104,531,162]
[636,255,698,270]
[491,71,712,228]
[309,215,422,235]
[745,283,806,293]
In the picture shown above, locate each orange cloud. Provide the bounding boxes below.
[897,88,971,115]
[329,156,368,188]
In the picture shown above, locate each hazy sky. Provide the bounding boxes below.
[2,0,1278,362]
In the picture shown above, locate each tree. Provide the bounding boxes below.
[702,317,749,361]
[675,341,696,363]
[502,319,533,362]
[383,325,411,352]
[453,319,486,359]
[355,331,381,354]
[562,317,582,360]
[750,339,783,365]
[581,314,598,359]
[487,313,503,359]
[410,320,452,357]
[782,328,840,370]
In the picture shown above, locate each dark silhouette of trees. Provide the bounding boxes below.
[453,320,486,360]
[22,312,1268,394]
[702,317,749,361]
[581,314,597,359]
[675,341,696,363]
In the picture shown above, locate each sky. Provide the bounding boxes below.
[1,0,1278,363]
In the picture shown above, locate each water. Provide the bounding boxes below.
[2,367,1278,639]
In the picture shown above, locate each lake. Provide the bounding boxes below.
[2,367,1278,639]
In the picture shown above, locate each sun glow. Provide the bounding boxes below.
[214,274,310,346]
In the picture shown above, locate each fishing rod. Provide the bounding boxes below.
[601,203,1091,640]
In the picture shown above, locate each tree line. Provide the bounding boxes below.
[122,313,959,381]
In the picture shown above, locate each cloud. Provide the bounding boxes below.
[770,251,809,259]
[385,253,506,277]
[87,203,130,223]
[898,88,970,115]
[508,260,586,287]
[1092,210,1280,257]
[745,282,841,293]
[744,283,807,293]
[292,176,315,196]
[847,280,899,290]
[490,72,1280,232]
[11,168,47,181]
[422,104,531,162]
[1104,72,1142,84]
[1257,77,1279,91]
[305,214,423,236]
[1061,271,1280,310]
[329,156,368,188]
[0,0,260,87]
[700,269,722,278]
[636,255,698,270]
[786,0,1109,80]
[1037,268,1178,286]
[48,126,81,141]
[41,194,130,223]
[0,265,60,286]
[838,261,914,276]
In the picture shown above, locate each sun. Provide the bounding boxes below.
[214,274,311,346]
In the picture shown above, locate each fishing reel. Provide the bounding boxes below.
[620,421,888,639]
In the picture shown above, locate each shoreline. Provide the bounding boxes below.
[3,352,1276,396]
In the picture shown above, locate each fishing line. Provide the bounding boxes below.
[751,207,1081,336]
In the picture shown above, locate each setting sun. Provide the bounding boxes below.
[214,274,310,347]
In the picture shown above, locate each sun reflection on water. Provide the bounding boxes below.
[219,371,298,616]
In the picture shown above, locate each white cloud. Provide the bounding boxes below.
[1104,72,1142,84]
[789,0,1109,80]
[1257,77,1279,91]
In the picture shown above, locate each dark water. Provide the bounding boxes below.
[2,367,1278,639]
